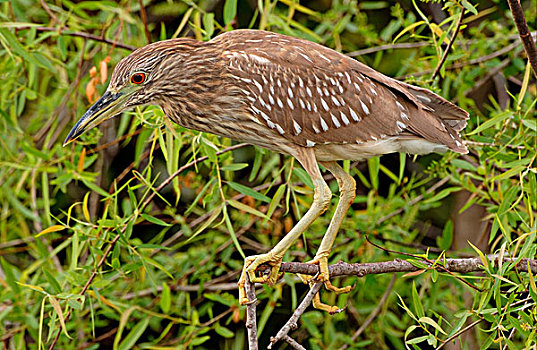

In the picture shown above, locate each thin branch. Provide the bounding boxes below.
[40,0,62,26]
[341,274,397,350]
[272,256,537,277]
[283,335,306,350]
[268,283,322,349]
[346,42,430,57]
[15,25,136,51]
[137,0,151,44]
[49,229,123,349]
[399,34,535,79]
[507,0,537,78]
[245,275,259,350]
[431,11,464,80]
[436,296,533,349]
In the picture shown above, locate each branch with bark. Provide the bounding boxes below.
[273,256,537,277]
[507,0,537,78]
[245,255,537,349]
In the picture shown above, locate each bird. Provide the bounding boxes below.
[64,29,468,313]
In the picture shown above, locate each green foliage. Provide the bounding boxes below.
[0,0,535,349]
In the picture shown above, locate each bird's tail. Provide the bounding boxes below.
[401,83,469,154]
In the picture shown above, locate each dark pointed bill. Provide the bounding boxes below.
[63,91,124,146]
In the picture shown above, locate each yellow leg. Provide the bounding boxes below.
[238,148,331,305]
[300,161,356,311]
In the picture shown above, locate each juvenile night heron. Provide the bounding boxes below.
[65,29,468,312]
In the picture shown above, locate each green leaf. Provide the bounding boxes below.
[227,199,270,220]
[522,119,537,131]
[437,220,453,250]
[368,157,380,190]
[43,268,62,294]
[160,283,171,314]
[423,187,460,204]
[228,181,271,202]
[0,258,21,293]
[293,167,314,189]
[67,297,84,310]
[461,0,478,15]
[266,184,286,220]
[0,28,56,73]
[412,281,424,318]
[419,316,447,335]
[141,213,171,226]
[215,324,234,338]
[1,183,39,221]
[393,20,425,43]
[450,159,477,172]
[467,111,512,135]
[118,317,150,350]
[220,163,249,171]
[223,205,245,258]
[203,12,215,38]
[223,0,237,26]
[191,335,211,346]
[189,205,223,241]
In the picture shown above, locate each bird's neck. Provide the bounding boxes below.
[158,52,246,134]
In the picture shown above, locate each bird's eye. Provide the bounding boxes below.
[130,73,146,85]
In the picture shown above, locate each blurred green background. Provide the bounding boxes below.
[0,0,536,349]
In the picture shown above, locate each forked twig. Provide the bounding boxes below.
[268,283,323,349]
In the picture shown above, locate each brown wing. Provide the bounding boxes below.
[212,30,468,153]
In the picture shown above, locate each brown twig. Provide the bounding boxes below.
[507,0,537,78]
[431,11,464,80]
[346,42,430,57]
[268,283,323,349]
[40,0,62,26]
[137,0,151,44]
[16,25,136,51]
[283,335,307,350]
[341,274,397,349]
[245,275,259,350]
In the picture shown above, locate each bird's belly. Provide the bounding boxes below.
[312,137,447,161]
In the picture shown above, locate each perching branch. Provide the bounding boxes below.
[255,256,535,349]
[273,256,537,277]
[245,275,259,350]
[507,0,537,78]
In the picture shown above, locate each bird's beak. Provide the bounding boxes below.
[63,90,126,146]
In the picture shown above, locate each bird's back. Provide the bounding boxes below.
[211,30,468,159]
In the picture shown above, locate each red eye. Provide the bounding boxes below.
[131,73,146,84]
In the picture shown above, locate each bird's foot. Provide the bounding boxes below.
[298,255,354,314]
[238,253,282,305]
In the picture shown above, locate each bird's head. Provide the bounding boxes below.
[63,38,203,146]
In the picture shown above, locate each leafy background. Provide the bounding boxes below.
[0,0,535,349]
